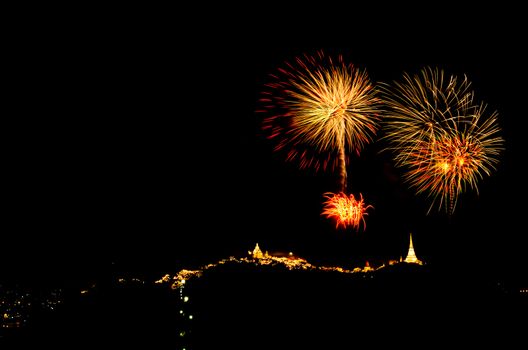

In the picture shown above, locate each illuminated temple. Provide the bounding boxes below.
[404,233,423,265]
[250,243,268,259]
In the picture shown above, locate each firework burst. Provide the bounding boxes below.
[322,192,373,230]
[259,51,381,192]
[382,67,503,214]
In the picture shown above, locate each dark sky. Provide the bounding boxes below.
[4,11,527,283]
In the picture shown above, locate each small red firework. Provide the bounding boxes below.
[322,192,373,230]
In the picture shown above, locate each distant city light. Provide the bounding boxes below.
[189,315,193,320]
[0,287,63,330]
[183,296,189,303]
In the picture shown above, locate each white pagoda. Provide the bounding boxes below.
[404,233,423,265]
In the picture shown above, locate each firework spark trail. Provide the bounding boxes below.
[337,123,347,192]
[382,67,503,214]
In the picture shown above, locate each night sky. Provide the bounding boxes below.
[4,12,527,285]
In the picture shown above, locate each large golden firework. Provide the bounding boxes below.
[259,51,381,192]
[382,67,503,214]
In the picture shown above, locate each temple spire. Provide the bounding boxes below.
[404,233,423,265]
[252,243,264,259]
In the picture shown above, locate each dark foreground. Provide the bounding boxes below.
[2,264,526,349]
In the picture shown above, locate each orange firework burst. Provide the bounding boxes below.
[382,67,503,214]
[259,51,380,192]
[322,192,373,230]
